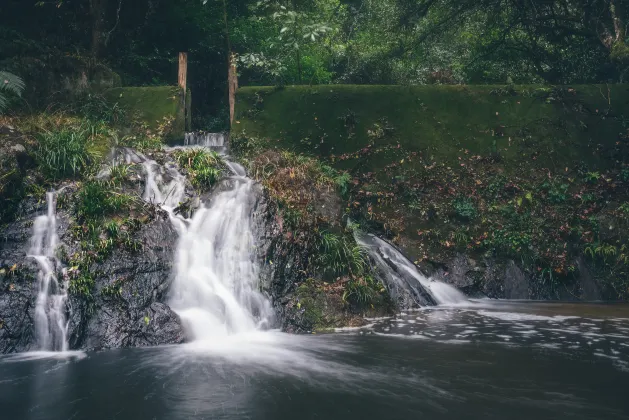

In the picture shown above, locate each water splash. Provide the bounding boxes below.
[129,141,274,340]
[354,230,467,307]
[28,192,69,352]
[169,177,274,339]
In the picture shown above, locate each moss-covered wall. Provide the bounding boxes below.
[233,85,629,301]
[103,86,188,141]
[234,85,629,172]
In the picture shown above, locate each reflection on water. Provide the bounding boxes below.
[0,302,628,420]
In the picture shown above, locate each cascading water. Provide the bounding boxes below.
[169,177,274,339]
[28,192,69,352]
[354,230,467,307]
[184,132,227,154]
[124,137,274,341]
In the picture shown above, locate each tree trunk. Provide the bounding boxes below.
[610,0,625,43]
[297,48,303,84]
[90,0,108,58]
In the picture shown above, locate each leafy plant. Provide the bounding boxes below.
[0,71,25,113]
[342,275,382,307]
[77,181,133,222]
[34,123,100,179]
[584,171,601,183]
[546,183,569,204]
[317,232,367,277]
[76,93,126,124]
[174,149,224,188]
[453,197,477,220]
[334,172,352,196]
[108,163,132,186]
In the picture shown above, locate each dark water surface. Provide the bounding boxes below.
[1,302,628,420]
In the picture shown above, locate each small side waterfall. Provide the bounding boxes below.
[354,230,467,308]
[28,192,69,352]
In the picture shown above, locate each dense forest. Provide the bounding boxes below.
[2,0,629,126]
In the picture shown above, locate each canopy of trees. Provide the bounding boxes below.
[1,1,628,124]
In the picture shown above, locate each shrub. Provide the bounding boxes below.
[0,71,24,113]
[343,275,379,307]
[76,93,126,124]
[453,197,477,220]
[174,149,224,188]
[317,232,367,277]
[77,181,133,221]
[34,123,99,179]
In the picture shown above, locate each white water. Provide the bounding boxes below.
[28,192,69,352]
[184,132,227,154]
[129,141,274,341]
[142,159,186,210]
[168,177,274,339]
[354,231,467,306]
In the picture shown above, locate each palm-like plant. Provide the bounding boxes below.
[0,71,25,113]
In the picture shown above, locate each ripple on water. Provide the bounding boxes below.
[362,303,629,372]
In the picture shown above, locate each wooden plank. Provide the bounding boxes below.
[178,52,188,92]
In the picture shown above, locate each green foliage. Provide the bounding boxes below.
[102,281,123,299]
[0,71,24,112]
[174,149,224,188]
[585,243,618,263]
[543,182,569,204]
[485,229,532,256]
[317,232,367,277]
[453,197,477,220]
[76,94,126,124]
[34,123,100,179]
[77,181,133,222]
[584,171,601,183]
[342,275,381,307]
[109,163,132,186]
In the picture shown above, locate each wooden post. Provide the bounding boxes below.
[178,52,188,93]
[178,52,189,130]
[228,53,238,126]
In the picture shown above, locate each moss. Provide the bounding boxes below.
[103,86,185,141]
[234,85,629,173]
[234,85,629,300]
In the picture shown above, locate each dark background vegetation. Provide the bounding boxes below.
[2,1,629,128]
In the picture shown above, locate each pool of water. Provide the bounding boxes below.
[1,302,628,420]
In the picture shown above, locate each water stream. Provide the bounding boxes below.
[5,138,629,418]
[354,230,467,307]
[28,191,69,352]
[130,137,274,341]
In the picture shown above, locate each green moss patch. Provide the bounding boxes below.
[103,86,185,140]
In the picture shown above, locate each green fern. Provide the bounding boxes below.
[0,71,25,112]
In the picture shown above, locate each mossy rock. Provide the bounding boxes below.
[103,86,186,141]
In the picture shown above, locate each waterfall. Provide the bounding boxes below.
[28,192,69,352]
[129,137,273,340]
[169,177,274,339]
[354,230,467,308]
[184,132,227,154]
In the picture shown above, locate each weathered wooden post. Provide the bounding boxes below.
[178,52,190,131]
[228,52,238,126]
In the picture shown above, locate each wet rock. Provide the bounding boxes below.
[504,260,529,299]
[0,197,51,353]
[0,192,184,354]
[576,257,602,301]
[69,211,184,351]
[432,253,478,290]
